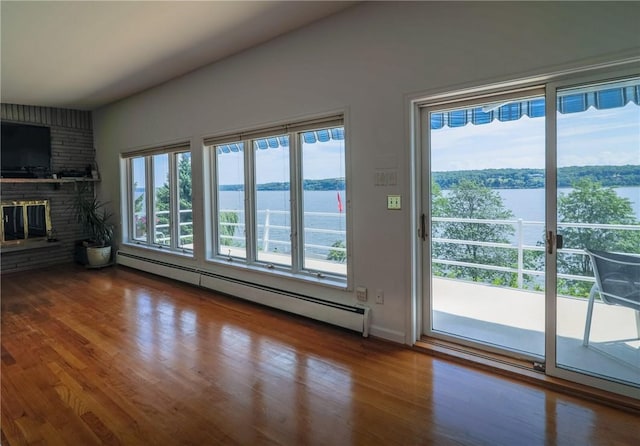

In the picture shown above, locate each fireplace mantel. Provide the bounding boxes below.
[0,178,98,184]
[0,239,61,253]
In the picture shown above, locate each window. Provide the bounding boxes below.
[215,142,246,259]
[206,115,347,281]
[124,143,193,253]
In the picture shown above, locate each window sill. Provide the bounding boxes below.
[206,256,348,291]
[122,241,194,259]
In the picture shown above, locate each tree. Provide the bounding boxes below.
[156,155,193,244]
[134,187,146,238]
[219,211,239,246]
[557,178,640,296]
[434,179,516,285]
[327,240,346,262]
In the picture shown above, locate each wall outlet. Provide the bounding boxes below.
[375,289,384,304]
[356,286,368,302]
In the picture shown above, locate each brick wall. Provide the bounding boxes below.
[1,104,96,273]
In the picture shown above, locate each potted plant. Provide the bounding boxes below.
[73,189,114,267]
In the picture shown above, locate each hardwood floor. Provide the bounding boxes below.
[1,265,638,445]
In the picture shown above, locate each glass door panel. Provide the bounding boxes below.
[555,77,640,387]
[427,92,546,358]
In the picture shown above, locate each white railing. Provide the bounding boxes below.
[137,208,347,258]
[219,209,347,258]
[136,209,194,247]
[432,216,640,289]
[136,209,638,282]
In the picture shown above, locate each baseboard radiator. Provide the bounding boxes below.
[117,252,371,337]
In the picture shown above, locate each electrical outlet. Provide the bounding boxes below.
[356,286,368,302]
[375,289,384,304]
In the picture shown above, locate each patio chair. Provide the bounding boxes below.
[583,249,640,346]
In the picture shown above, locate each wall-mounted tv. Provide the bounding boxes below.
[1,122,52,178]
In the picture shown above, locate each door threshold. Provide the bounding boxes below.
[414,337,640,414]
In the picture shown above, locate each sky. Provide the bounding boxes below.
[216,137,346,186]
[136,97,639,189]
[431,102,639,172]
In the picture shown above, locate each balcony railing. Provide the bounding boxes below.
[137,210,638,292]
[138,208,347,259]
[432,216,640,293]
[218,209,347,258]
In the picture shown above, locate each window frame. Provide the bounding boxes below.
[122,143,193,255]
[206,115,349,285]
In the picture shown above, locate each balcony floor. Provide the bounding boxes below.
[431,278,640,387]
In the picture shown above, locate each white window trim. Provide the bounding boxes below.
[206,114,349,285]
[122,144,193,256]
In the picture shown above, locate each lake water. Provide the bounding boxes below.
[218,186,639,250]
[219,190,348,255]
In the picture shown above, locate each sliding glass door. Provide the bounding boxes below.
[423,89,547,359]
[419,69,640,397]
[553,76,640,389]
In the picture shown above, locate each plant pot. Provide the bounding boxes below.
[86,245,112,267]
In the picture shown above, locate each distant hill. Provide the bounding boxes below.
[220,177,345,192]
[218,166,639,192]
[434,165,640,189]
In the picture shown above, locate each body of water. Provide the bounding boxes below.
[138,186,639,253]
[218,186,639,250]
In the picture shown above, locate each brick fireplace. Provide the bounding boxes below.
[0,104,96,273]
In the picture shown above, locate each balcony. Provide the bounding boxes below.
[430,216,639,388]
[433,277,639,386]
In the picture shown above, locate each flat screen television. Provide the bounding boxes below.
[1,122,51,178]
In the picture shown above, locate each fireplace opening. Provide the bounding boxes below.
[1,200,52,245]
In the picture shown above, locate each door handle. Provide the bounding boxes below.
[556,234,563,250]
[547,231,564,254]
[419,213,427,241]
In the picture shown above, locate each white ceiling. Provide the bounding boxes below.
[1,1,355,111]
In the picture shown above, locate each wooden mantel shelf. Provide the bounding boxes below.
[0,239,62,253]
[0,177,99,184]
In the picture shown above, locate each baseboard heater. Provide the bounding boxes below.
[117,252,370,337]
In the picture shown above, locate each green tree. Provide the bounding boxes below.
[327,240,346,262]
[156,155,193,244]
[434,180,516,285]
[219,211,239,246]
[133,184,146,238]
[557,178,640,296]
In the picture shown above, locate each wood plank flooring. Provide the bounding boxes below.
[1,265,639,445]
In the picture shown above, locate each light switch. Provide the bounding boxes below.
[387,195,401,210]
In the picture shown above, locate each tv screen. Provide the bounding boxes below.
[1,122,51,177]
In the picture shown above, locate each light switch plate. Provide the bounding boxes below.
[387,195,401,210]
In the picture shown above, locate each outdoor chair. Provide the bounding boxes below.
[583,249,640,346]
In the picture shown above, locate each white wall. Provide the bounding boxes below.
[93,2,640,343]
